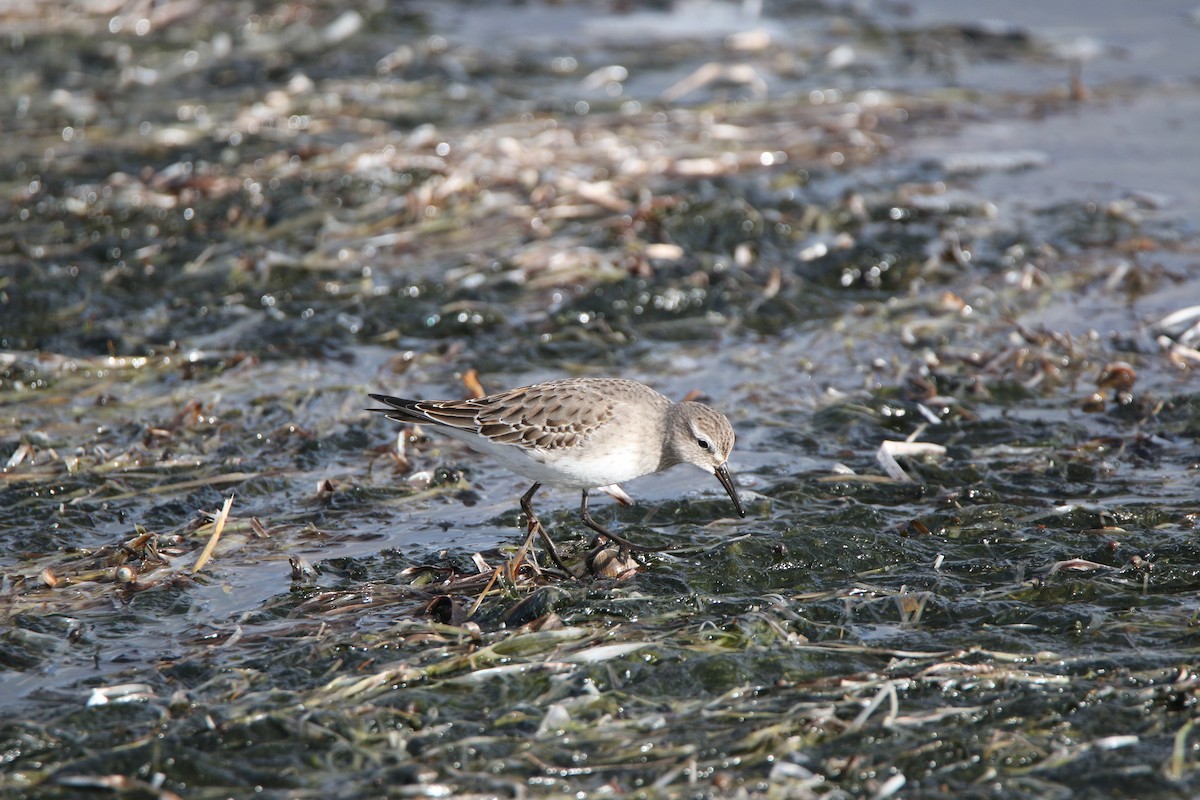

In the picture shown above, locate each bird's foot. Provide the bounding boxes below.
[581,514,679,555]
[525,514,577,579]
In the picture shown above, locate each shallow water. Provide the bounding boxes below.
[2,1,1200,798]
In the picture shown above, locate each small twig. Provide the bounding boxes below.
[192,494,234,573]
[468,567,502,618]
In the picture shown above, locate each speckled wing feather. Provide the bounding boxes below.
[369,380,621,452]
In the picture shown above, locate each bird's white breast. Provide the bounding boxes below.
[439,426,656,489]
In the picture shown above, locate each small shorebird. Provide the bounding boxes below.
[369,377,745,575]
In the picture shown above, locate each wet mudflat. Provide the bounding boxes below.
[2,1,1199,797]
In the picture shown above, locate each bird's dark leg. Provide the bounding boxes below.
[520,482,575,576]
[519,482,541,518]
[578,488,613,538]
[579,489,676,553]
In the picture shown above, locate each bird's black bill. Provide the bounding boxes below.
[714,463,746,517]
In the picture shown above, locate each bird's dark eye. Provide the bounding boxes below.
[697,438,711,451]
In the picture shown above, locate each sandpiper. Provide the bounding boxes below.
[368,377,745,574]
